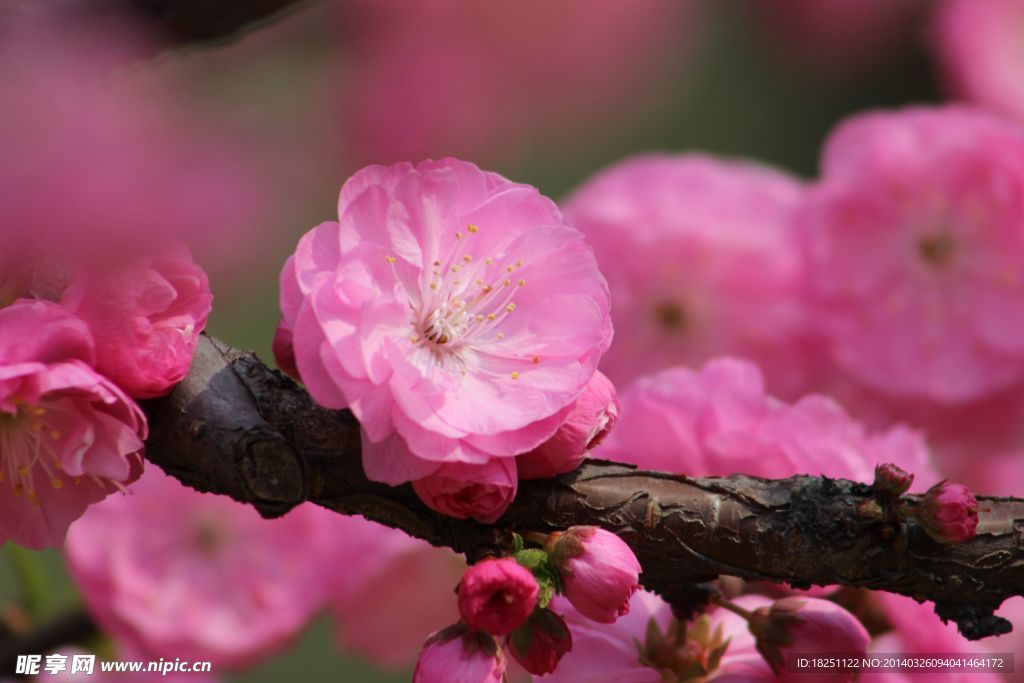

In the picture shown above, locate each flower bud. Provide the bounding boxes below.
[748,597,869,680]
[413,625,505,683]
[506,607,573,675]
[918,480,979,543]
[872,462,913,498]
[517,371,619,479]
[458,558,538,637]
[549,527,641,624]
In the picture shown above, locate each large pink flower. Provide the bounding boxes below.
[801,106,1024,403]
[601,359,938,484]
[65,468,330,669]
[563,154,816,399]
[934,0,1024,124]
[60,241,212,399]
[541,591,773,682]
[279,159,612,493]
[0,300,145,549]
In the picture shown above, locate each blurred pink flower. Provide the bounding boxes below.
[517,370,619,480]
[330,0,702,166]
[541,591,773,682]
[411,458,518,523]
[863,593,994,683]
[60,241,212,399]
[0,19,261,281]
[0,300,145,549]
[934,0,1024,123]
[458,558,538,637]
[327,516,464,669]
[549,527,641,625]
[601,359,938,484]
[563,154,817,399]
[278,159,612,498]
[65,468,329,669]
[801,106,1024,404]
[414,626,506,683]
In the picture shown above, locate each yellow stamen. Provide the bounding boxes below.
[385,256,396,264]
[517,279,525,286]
[51,477,63,490]
[532,356,539,364]
[511,371,519,380]
[467,224,479,233]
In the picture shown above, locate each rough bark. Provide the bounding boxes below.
[141,335,1024,641]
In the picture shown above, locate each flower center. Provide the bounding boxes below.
[387,224,530,378]
[654,300,688,332]
[0,401,71,505]
[918,232,955,269]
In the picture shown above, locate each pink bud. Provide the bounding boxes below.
[872,462,913,498]
[749,597,869,680]
[549,527,641,624]
[458,558,538,637]
[506,607,573,675]
[517,371,619,480]
[272,320,299,379]
[413,625,505,683]
[919,481,979,543]
[412,458,517,524]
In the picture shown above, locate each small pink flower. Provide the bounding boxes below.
[801,106,1024,403]
[413,625,505,683]
[549,527,641,624]
[0,299,145,549]
[601,359,939,485]
[517,370,618,479]
[65,468,330,669]
[458,557,538,637]
[564,154,816,399]
[412,458,517,524]
[505,607,573,676]
[749,597,870,680]
[934,0,1024,124]
[279,159,612,499]
[917,480,979,543]
[60,241,212,399]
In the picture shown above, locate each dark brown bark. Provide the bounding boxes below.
[141,335,1024,641]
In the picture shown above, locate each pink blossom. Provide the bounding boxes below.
[872,462,914,498]
[517,371,618,480]
[458,558,538,637]
[750,597,869,680]
[563,154,817,399]
[0,300,145,549]
[413,626,505,683]
[327,516,464,668]
[541,591,773,682]
[917,480,979,543]
[934,0,1024,124]
[330,1,703,167]
[601,359,938,485]
[506,608,573,676]
[549,527,641,624]
[60,242,212,399]
[279,159,612,494]
[801,106,1024,403]
[65,468,329,669]
[412,458,518,523]
[862,593,994,683]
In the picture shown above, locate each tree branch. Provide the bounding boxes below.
[141,335,1024,641]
